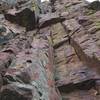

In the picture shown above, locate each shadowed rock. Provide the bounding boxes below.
[5,8,36,31]
[0,25,16,44]
[88,1,100,10]
[0,83,37,100]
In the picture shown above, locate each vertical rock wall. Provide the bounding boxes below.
[0,0,100,100]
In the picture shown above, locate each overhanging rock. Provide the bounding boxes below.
[5,8,36,31]
[39,13,65,28]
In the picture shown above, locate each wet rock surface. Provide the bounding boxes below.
[0,0,100,100]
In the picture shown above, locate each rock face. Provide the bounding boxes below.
[0,25,16,44]
[0,0,100,100]
[39,13,65,28]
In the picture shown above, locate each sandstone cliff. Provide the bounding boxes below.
[0,0,100,100]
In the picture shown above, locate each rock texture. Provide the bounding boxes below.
[0,0,100,100]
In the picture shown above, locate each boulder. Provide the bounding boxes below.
[5,8,36,31]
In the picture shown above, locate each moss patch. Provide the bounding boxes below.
[95,21,100,29]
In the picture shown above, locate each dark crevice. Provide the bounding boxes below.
[58,79,97,93]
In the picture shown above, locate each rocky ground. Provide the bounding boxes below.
[0,0,100,100]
